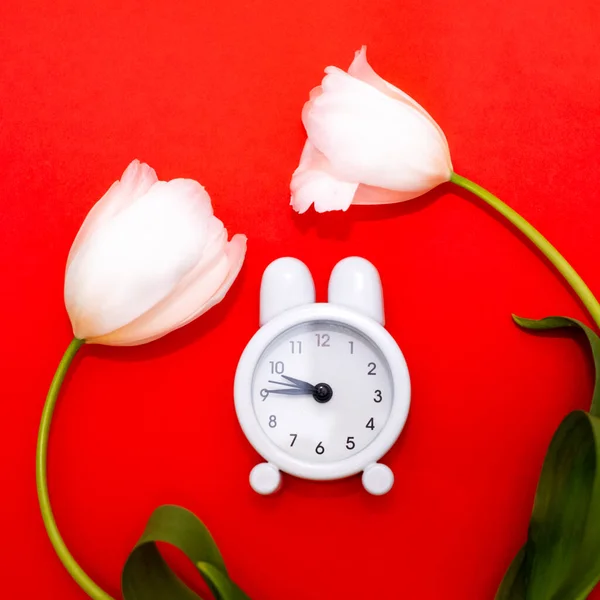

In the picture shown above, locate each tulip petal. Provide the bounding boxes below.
[65,179,214,340]
[184,233,247,323]
[305,66,452,193]
[348,47,451,156]
[352,183,421,205]
[290,141,358,213]
[92,217,229,345]
[67,160,158,267]
[301,86,323,124]
[94,234,247,346]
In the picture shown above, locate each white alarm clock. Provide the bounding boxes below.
[234,257,410,495]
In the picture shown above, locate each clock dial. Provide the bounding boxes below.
[252,320,393,463]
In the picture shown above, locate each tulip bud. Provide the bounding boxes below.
[291,47,452,213]
[64,160,246,345]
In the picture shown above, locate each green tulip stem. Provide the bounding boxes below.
[36,338,115,600]
[450,172,600,330]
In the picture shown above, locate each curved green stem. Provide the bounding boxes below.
[451,172,600,330]
[36,338,115,600]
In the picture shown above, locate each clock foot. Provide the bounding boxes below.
[250,463,282,495]
[362,463,394,495]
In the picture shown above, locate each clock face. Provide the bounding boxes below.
[251,320,393,463]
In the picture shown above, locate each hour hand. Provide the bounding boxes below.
[280,374,316,391]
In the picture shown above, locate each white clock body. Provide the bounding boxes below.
[234,257,411,495]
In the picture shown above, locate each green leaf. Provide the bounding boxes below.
[197,562,249,599]
[495,544,532,600]
[121,505,250,600]
[497,316,600,600]
[512,316,600,417]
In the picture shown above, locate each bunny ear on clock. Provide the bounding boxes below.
[328,257,384,325]
[260,257,316,326]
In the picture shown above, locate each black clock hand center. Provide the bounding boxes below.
[312,382,333,403]
[266,376,333,404]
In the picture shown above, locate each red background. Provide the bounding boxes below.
[2,0,600,598]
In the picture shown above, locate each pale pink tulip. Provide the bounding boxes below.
[291,47,453,213]
[64,160,246,345]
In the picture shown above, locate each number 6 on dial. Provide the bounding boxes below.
[234,257,411,496]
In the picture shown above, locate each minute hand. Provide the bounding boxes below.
[264,388,312,396]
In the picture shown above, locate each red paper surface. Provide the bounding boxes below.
[2,0,600,598]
